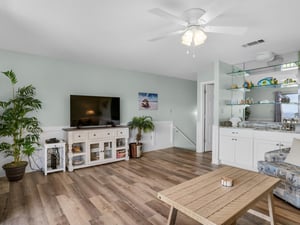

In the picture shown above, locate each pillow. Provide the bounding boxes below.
[284,138,300,166]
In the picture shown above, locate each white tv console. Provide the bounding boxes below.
[63,126,129,172]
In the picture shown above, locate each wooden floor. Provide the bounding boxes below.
[0,148,299,225]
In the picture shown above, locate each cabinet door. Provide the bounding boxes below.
[253,139,279,170]
[219,135,235,163]
[89,142,101,162]
[102,140,114,161]
[235,137,253,169]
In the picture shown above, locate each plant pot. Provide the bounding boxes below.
[129,143,143,158]
[2,161,28,182]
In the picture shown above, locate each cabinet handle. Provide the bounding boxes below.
[276,143,279,146]
[280,144,284,146]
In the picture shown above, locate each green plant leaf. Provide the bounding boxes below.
[0,70,42,163]
[2,70,17,85]
[127,116,155,144]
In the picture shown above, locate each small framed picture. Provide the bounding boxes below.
[138,92,158,110]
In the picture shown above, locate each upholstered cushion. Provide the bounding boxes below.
[285,138,300,166]
[258,160,300,208]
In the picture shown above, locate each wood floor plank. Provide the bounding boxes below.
[56,194,92,225]
[37,183,69,225]
[0,147,299,225]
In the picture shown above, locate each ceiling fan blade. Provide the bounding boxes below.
[199,0,238,24]
[204,26,247,35]
[149,8,188,26]
[148,29,186,42]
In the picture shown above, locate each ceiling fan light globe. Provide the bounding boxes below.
[181,30,193,46]
[193,29,207,46]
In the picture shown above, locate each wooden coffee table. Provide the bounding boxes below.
[157,166,280,225]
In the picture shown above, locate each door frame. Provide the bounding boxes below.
[197,80,214,153]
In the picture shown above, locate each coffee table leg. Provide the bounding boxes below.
[167,206,178,225]
[267,192,276,225]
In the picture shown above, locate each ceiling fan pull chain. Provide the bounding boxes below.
[192,46,196,58]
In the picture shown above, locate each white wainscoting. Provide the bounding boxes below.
[0,121,174,177]
[128,121,174,152]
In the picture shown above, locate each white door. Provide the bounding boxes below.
[204,84,214,151]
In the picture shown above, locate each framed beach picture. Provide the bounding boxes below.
[138,92,158,110]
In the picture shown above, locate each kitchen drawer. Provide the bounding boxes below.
[220,128,253,137]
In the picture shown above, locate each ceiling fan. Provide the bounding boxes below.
[149,4,247,47]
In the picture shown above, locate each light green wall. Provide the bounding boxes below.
[0,49,197,145]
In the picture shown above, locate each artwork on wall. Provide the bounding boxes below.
[138,92,158,110]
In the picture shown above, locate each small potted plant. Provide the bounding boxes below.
[127,116,154,158]
[0,70,42,181]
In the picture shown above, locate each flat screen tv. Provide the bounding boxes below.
[70,95,120,128]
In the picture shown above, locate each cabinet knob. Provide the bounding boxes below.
[107,133,110,135]
[78,135,81,138]
[93,134,96,136]
[276,143,279,146]
[120,132,123,134]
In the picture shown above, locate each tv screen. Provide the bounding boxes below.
[70,95,120,128]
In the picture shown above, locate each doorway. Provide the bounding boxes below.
[204,83,214,152]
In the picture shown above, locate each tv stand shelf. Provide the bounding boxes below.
[63,126,129,171]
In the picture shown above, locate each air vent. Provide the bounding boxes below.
[242,39,265,48]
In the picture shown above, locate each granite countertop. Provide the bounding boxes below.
[219,126,297,133]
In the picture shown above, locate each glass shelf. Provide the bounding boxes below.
[227,84,298,91]
[226,88,250,92]
[226,102,299,106]
[227,60,300,76]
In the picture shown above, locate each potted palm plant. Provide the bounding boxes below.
[127,116,154,158]
[0,70,42,181]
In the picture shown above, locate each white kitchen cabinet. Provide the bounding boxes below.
[219,128,300,171]
[219,135,235,163]
[253,139,290,169]
[252,130,299,169]
[219,128,253,170]
[235,136,253,168]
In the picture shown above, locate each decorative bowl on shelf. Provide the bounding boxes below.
[72,159,84,165]
[257,77,272,86]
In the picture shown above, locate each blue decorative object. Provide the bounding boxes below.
[257,77,273,86]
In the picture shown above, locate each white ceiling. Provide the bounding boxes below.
[0,0,300,80]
